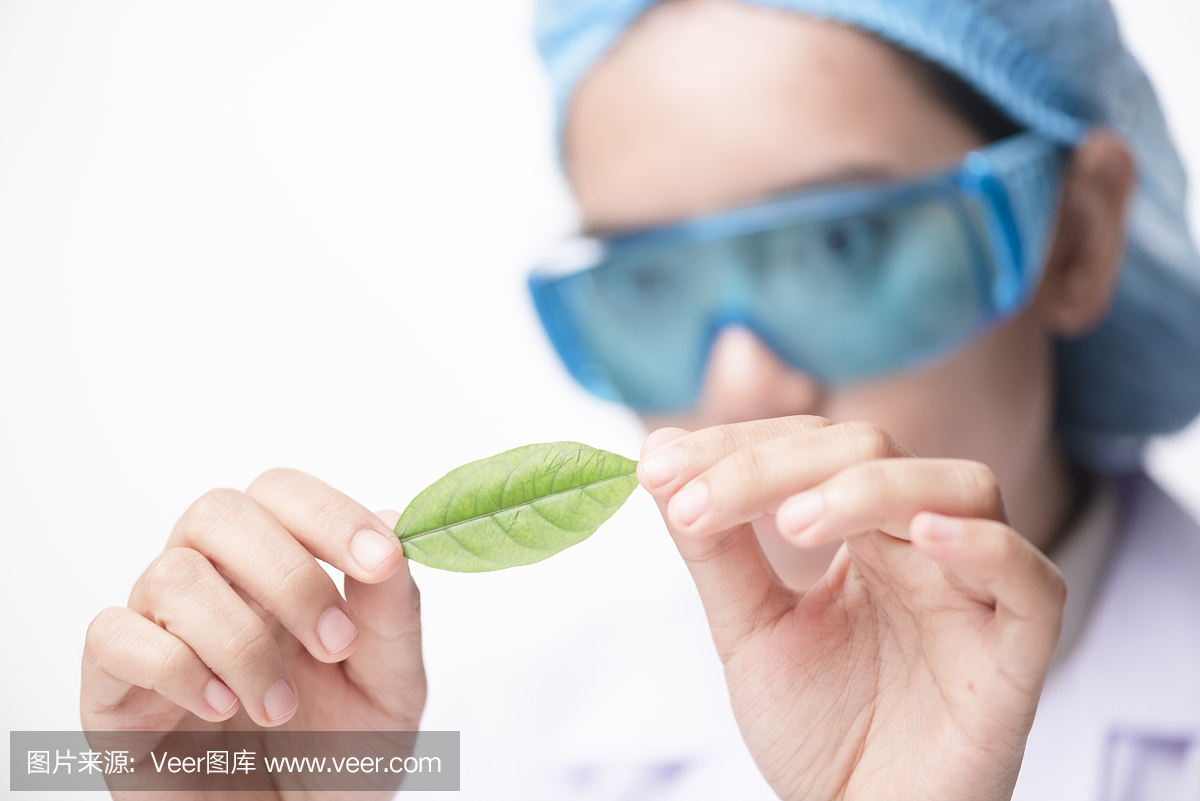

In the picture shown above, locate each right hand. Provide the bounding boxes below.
[80,469,426,790]
[638,418,1066,801]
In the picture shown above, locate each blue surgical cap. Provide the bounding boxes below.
[534,0,1200,471]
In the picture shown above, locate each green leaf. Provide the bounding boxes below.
[394,441,639,573]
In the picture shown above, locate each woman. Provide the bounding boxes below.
[524,0,1200,796]
[80,0,1200,798]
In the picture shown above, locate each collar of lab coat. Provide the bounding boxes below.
[1016,472,1200,800]
[1048,473,1122,669]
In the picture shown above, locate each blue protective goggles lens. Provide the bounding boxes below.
[529,132,1069,412]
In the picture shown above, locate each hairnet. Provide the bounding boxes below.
[534,0,1200,471]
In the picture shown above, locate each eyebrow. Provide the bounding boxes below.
[582,162,906,238]
[763,163,903,196]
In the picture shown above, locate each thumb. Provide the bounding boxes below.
[652,498,791,663]
[640,433,791,662]
[341,509,426,726]
[910,512,1066,683]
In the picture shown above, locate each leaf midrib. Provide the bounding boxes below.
[398,468,638,544]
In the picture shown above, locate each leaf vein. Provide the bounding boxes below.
[400,470,635,545]
[526,497,583,535]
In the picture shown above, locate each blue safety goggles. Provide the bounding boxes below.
[529,132,1069,412]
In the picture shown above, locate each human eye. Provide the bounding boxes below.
[804,216,888,278]
[760,213,890,290]
[589,250,691,316]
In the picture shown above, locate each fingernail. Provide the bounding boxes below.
[778,492,823,537]
[671,481,708,526]
[640,448,683,488]
[264,678,297,721]
[204,678,238,715]
[351,528,399,573]
[317,607,358,655]
[925,513,962,542]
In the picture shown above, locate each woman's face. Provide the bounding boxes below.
[563,0,1062,543]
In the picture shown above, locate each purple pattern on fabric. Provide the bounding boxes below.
[561,760,691,800]
[620,761,690,801]
[1101,729,1196,801]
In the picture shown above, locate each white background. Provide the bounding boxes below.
[1,0,1197,797]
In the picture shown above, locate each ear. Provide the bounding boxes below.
[1034,129,1136,337]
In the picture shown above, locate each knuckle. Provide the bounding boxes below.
[962,461,1004,514]
[268,554,322,605]
[750,417,795,442]
[182,487,247,533]
[687,529,744,564]
[157,639,196,684]
[729,446,768,492]
[783,414,832,433]
[990,526,1020,564]
[845,421,896,461]
[703,417,802,458]
[84,607,127,657]
[141,548,211,600]
[307,494,361,533]
[830,460,890,521]
[221,619,278,673]
[246,467,300,500]
[753,416,815,443]
[858,461,893,506]
[712,423,751,455]
[712,418,782,454]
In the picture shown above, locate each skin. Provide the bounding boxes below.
[80,0,1136,799]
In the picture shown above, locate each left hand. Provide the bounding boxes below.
[637,415,1066,801]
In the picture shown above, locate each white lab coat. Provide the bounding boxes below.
[1015,473,1200,801]
[438,472,1200,800]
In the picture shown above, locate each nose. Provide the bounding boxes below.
[694,326,824,425]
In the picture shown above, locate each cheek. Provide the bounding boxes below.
[637,309,1056,480]
[821,310,1055,470]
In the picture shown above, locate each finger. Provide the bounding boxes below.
[244,468,404,583]
[775,458,1008,546]
[638,422,835,658]
[660,421,912,536]
[637,415,833,496]
[647,491,794,663]
[641,427,689,458]
[82,606,241,724]
[911,512,1066,679]
[339,509,427,725]
[167,488,362,663]
[128,547,298,727]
